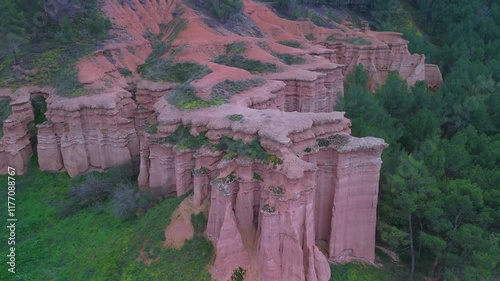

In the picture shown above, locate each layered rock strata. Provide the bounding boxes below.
[322,37,442,91]
[0,87,53,174]
[0,1,447,280]
[37,90,140,176]
[136,81,387,280]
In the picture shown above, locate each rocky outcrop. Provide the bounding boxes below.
[0,1,445,280]
[0,87,52,175]
[321,35,442,92]
[135,79,387,280]
[37,90,140,176]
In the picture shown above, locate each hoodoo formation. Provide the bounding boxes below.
[0,0,443,280]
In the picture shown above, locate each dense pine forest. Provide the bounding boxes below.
[335,0,499,280]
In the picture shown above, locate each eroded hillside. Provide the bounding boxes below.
[0,1,443,280]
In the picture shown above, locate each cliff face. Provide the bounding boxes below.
[322,39,442,92]
[37,90,140,176]
[134,80,386,280]
[0,88,38,175]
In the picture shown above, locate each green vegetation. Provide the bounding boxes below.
[214,137,283,168]
[146,122,159,135]
[226,41,247,54]
[334,1,500,278]
[317,134,349,149]
[329,248,423,281]
[126,46,136,55]
[273,52,306,65]
[261,203,276,213]
[118,68,133,77]
[151,125,210,151]
[337,63,499,280]
[138,6,211,84]
[214,40,279,74]
[166,84,224,110]
[0,161,213,280]
[305,33,316,41]
[139,60,211,83]
[0,0,111,95]
[163,6,189,43]
[228,114,244,121]
[230,267,246,281]
[166,78,265,110]
[326,35,372,45]
[277,40,303,49]
[0,98,12,138]
[209,0,243,22]
[211,78,266,99]
[253,172,263,182]
[269,186,285,196]
[214,54,279,74]
[31,96,48,127]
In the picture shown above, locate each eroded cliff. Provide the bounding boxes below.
[0,0,443,280]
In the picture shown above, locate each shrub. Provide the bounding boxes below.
[211,78,266,100]
[87,10,112,39]
[273,53,305,65]
[261,204,276,213]
[343,36,372,45]
[310,13,327,27]
[70,173,114,207]
[214,54,279,74]
[269,186,285,196]
[253,172,263,182]
[305,33,316,41]
[317,134,349,148]
[230,267,246,281]
[151,125,209,151]
[126,46,136,55]
[209,0,243,22]
[139,60,212,83]
[146,122,159,134]
[118,68,132,77]
[326,35,372,45]
[191,213,208,234]
[106,161,140,183]
[215,137,267,160]
[166,84,224,110]
[277,40,303,49]
[228,114,243,121]
[226,42,247,54]
[59,17,76,44]
[136,191,156,216]
[109,183,139,220]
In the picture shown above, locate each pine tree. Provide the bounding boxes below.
[59,17,76,44]
[0,0,28,63]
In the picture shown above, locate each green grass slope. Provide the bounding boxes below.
[0,161,213,281]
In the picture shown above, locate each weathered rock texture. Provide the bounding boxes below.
[136,84,387,280]
[0,0,443,280]
[37,90,140,176]
[0,88,38,175]
[322,38,442,91]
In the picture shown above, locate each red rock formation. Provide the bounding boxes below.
[37,90,140,176]
[0,1,444,280]
[135,83,386,279]
[0,87,52,174]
